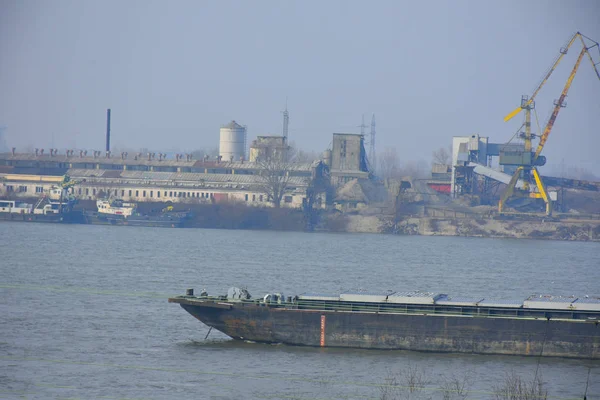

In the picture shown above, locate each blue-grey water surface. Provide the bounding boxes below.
[1,222,599,399]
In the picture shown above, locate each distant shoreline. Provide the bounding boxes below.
[2,197,599,242]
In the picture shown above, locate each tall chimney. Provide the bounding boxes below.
[106,108,111,153]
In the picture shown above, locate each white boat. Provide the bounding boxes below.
[0,188,79,222]
[0,200,34,214]
[85,198,191,228]
[96,198,136,218]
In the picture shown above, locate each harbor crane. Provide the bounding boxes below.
[498,32,600,216]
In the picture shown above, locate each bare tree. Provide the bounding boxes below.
[432,145,452,165]
[440,371,472,400]
[287,141,320,163]
[378,147,400,180]
[379,370,401,400]
[302,164,333,230]
[379,148,430,180]
[401,363,430,395]
[493,370,548,400]
[397,160,430,179]
[378,364,431,400]
[256,160,294,208]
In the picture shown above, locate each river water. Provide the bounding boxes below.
[1,222,599,399]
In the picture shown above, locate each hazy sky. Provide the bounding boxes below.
[1,0,599,173]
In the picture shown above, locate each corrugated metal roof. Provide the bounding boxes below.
[66,169,107,177]
[0,153,198,166]
[102,170,122,178]
[120,171,174,180]
[67,169,310,187]
[0,152,318,171]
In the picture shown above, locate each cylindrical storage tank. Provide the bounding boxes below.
[219,120,246,162]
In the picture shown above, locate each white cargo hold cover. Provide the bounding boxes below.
[477,299,523,308]
[571,297,600,311]
[340,291,395,303]
[298,293,340,301]
[436,295,484,307]
[523,295,576,310]
[387,291,444,305]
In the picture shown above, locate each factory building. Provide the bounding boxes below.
[0,152,326,209]
[327,133,370,186]
[450,134,528,200]
[249,135,289,162]
[0,120,376,210]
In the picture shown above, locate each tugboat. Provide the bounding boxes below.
[84,198,191,228]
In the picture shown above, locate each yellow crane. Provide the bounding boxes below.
[503,32,600,124]
[498,32,600,216]
[61,174,81,190]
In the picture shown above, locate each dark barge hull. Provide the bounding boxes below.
[83,212,187,228]
[0,211,84,223]
[170,299,600,359]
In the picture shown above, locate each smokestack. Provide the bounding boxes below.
[106,108,111,153]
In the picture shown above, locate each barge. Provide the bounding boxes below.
[169,288,600,359]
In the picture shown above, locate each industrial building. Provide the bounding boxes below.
[327,133,370,186]
[450,134,526,200]
[445,32,600,215]
[0,131,374,211]
[0,105,380,213]
[0,151,326,209]
[249,135,289,163]
[445,133,600,211]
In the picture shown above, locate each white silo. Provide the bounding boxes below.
[219,120,246,161]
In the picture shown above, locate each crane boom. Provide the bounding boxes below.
[533,47,586,161]
[577,33,600,81]
[504,32,580,123]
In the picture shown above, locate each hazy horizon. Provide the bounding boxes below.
[1,0,599,175]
